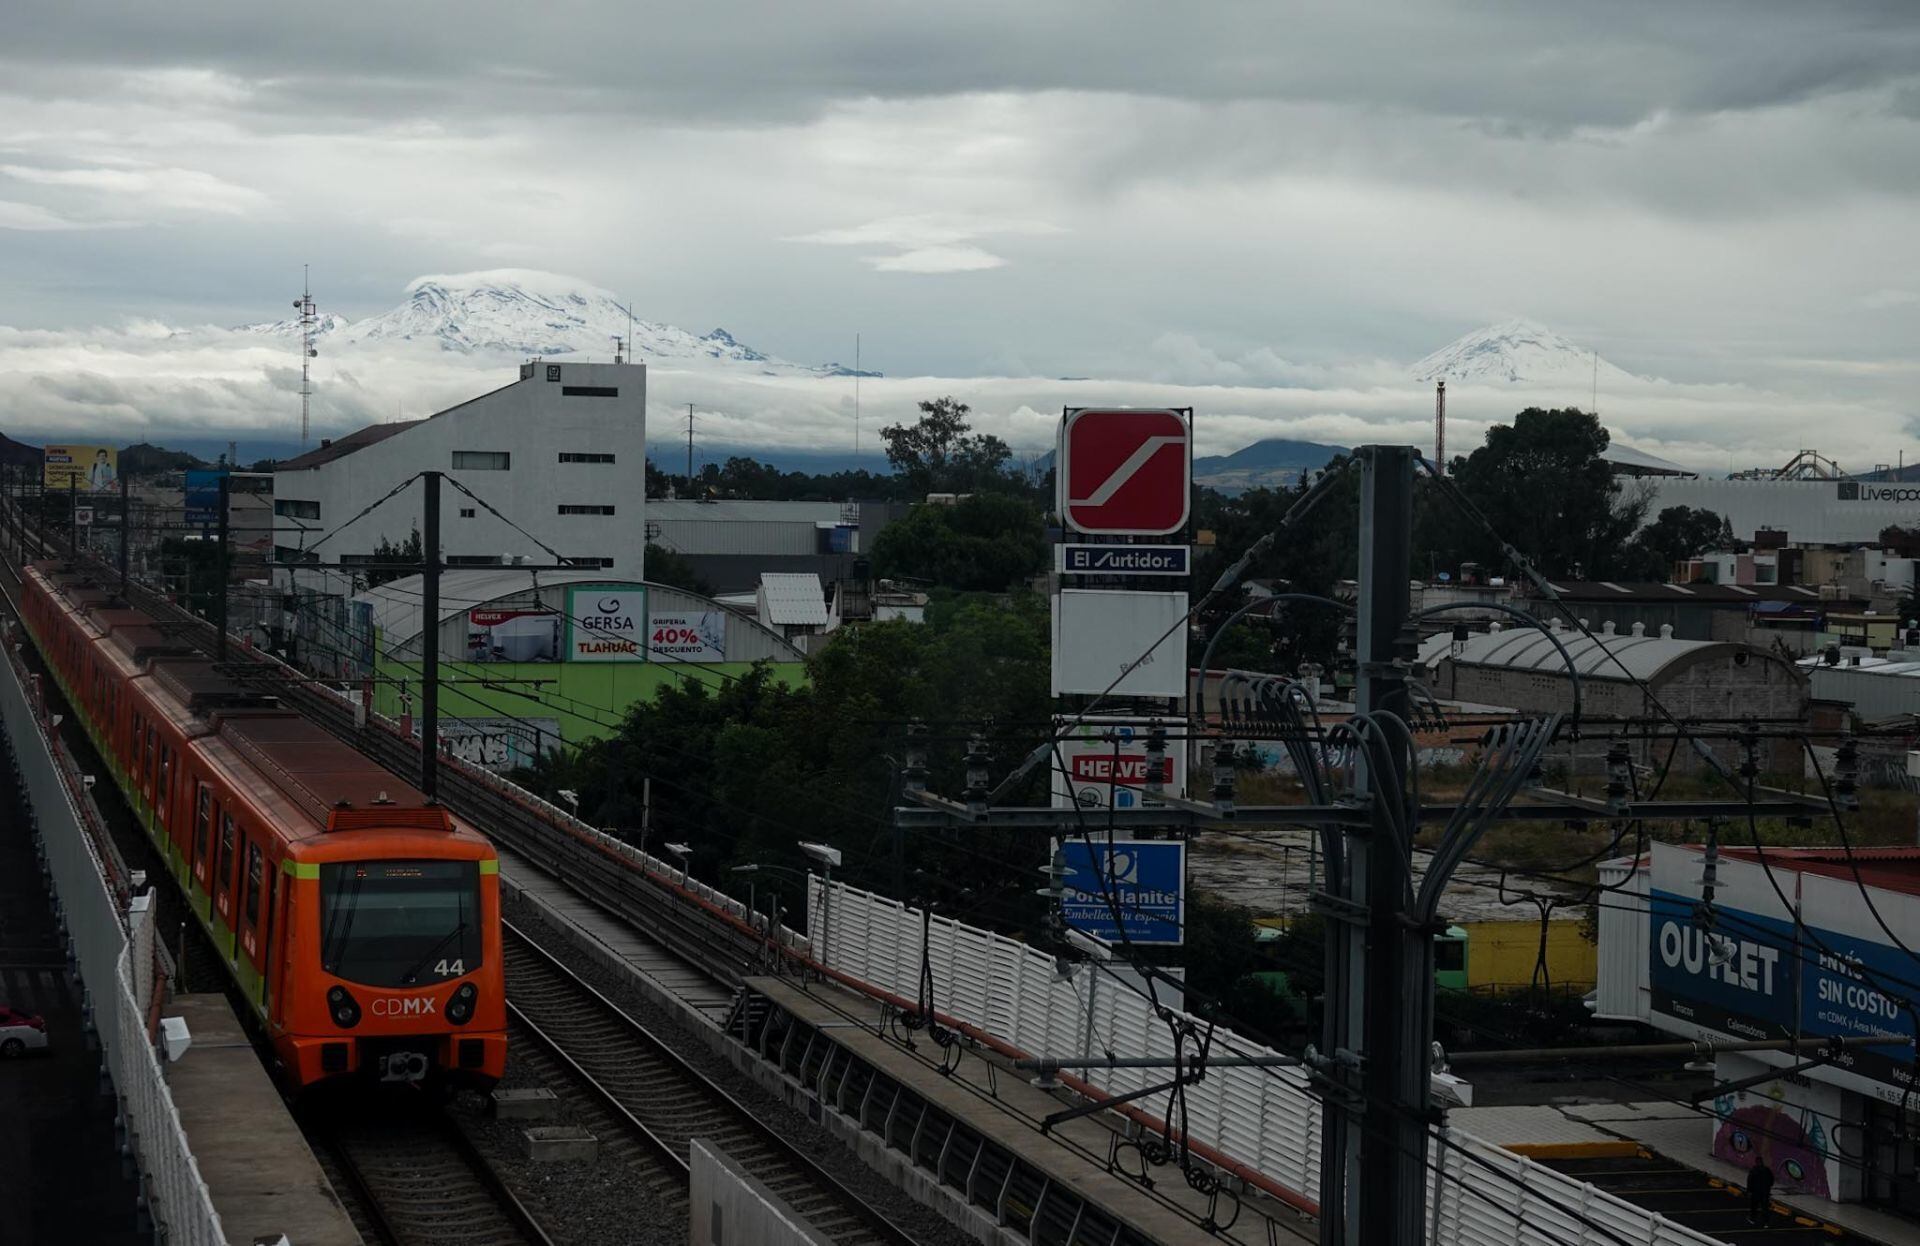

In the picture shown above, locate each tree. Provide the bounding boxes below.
[365,526,421,588]
[879,397,1013,496]
[1450,408,1643,579]
[119,442,208,478]
[1629,506,1733,580]
[870,494,1047,591]
[645,543,715,597]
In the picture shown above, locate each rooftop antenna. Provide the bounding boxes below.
[1434,380,1446,477]
[686,402,696,480]
[626,299,634,364]
[294,266,319,449]
[611,334,626,365]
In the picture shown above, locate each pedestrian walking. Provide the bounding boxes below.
[1747,1157,1775,1226]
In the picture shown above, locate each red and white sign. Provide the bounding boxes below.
[469,607,547,627]
[1050,715,1189,810]
[1058,408,1191,535]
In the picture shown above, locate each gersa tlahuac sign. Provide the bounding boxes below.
[566,586,646,661]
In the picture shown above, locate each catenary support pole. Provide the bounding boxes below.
[421,470,441,800]
[215,471,230,661]
[1320,444,1422,1246]
[68,476,77,558]
[118,468,130,599]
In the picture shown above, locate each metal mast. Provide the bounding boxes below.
[1434,380,1446,475]
[295,266,320,449]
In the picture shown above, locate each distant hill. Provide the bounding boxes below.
[650,446,895,476]
[1192,438,1348,493]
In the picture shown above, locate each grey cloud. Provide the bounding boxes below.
[8,1,1920,131]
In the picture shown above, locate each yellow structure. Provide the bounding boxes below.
[1459,919,1597,992]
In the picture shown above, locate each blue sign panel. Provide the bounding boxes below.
[184,469,225,526]
[1649,890,1798,1041]
[1796,922,1915,1085]
[1059,544,1189,576]
[1059,839,1184,946]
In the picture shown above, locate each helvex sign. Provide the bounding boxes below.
[1058,408,1191,535]
[1067,754,1176,785]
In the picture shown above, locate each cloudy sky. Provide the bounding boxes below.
[3,1,1918,467]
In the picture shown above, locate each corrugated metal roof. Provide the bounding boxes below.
[1536,580,1838,603]
[355,568,628,646]
[759,572,829,626]
[650,499,851,524]
[1445,628,1733,681]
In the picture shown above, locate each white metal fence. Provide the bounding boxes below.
[810,877,1723,1246]
[0,626,226,1246]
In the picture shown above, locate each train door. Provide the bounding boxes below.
[241,839,265,999]
[215,808,238,956]
[269,867,295,1032]
[191,783,213,898]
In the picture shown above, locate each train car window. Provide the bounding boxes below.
[144,727,156,790]
[194,785,212,869]
[244,842,263,928]
[217,814,237,895]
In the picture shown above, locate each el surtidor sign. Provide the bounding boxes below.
[566,585,646,661]
[1648,843,1919,1102]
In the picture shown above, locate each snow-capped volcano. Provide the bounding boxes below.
[239,270,876,377]
[1412,319,1637,386]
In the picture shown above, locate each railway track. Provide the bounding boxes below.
[305,1096,556,1246]
[503,920,921,1246]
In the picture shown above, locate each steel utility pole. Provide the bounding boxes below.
[67,477,77,559]
[215,471,231,661]
[1317,444,1426,1246]
[421,470,442,799]
[118,470,131,599]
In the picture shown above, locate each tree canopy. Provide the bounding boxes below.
[870,493,1047,591]
[1449,407,1643,579]
[1628,505,1733,580]
[880,397,1014,497]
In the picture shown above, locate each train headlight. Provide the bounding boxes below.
[446,982,477,1027]
[326,984,361,1029]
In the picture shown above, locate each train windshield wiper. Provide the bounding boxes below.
[398,920,467,986]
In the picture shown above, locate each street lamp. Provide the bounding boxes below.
[664,841,692,886]
[798,841,841,972]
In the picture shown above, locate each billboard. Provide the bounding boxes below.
[1058,838,1185,945]
[648,610,727,662]
[566,585,646,661]
[44,444,117,492]
[1050,589,1189,698]
[184,469,225,526]
[467,606,558,662]
[1050,716,1187,810]
[1057,408,1191,535]
[1649,843,1920,1104]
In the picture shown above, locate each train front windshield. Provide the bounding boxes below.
[320,860,482,988]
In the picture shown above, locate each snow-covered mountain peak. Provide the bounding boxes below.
[235,270,873,376]
[1412,320,1637,386]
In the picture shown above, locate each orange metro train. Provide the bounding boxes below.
[17,561,506,1089]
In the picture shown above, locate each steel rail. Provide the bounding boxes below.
[503,920,922,1246]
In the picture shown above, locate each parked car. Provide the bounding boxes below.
[0,1006,48,1057]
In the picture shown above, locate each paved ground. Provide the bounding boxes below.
[0,734,139,1245]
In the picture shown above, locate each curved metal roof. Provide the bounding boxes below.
[1446,628,1735,681]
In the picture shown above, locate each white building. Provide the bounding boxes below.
[1638,477,1920,547]
[272,360,645,585]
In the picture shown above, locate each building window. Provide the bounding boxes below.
[558,452,616,464]
[558,504,617,516]
[459,507,476,518]
[273,498,321,520]
[446,554,504,567]
[561,386,619,398]
[452,451,511,471]
[567,556,614,569]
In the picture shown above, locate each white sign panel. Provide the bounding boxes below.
[567,586,647,661]
[1051,716,1188,810]
[1050,589,1189,698]
[648,611,727,662]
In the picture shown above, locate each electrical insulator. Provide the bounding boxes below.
[1835,737,1860,813]
[1605,741,1631,815]
[902,720,929,793]
[964,732,991,814]
[1144,725,1168,807]
[1211,740,1237,811]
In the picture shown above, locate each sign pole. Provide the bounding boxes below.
[118,469,130,599]
[215,472,230,661]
